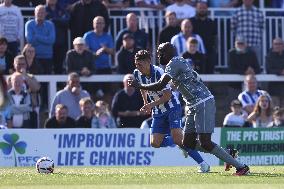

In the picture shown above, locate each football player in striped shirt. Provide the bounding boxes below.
[133,50,210,172]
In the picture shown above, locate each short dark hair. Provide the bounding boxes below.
[187,37,198,44]
[135,50,151,62]
[55,104,68,111]
[0,37,8,45]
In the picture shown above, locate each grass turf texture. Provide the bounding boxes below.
[0,166,284,189]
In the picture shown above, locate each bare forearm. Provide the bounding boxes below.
[150,90,171,107]
[25,77,40,92]
[140,90,148,104]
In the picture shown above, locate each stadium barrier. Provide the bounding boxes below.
[221,127,284,166]
[0,128,221,167]
[1,127,284,167]
[32,74,284,109]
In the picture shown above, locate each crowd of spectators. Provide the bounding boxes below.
[223,74,283,128]
[0,0,284,129]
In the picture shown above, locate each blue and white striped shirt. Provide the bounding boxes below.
[238,89,268,107]
[171,32,206,56]
[133,64,180,117]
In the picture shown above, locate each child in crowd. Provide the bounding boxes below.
[76,97,94,128]
[92,100,116,128]
[223,99,248,127]
[182,37,206,74]
[268,107,284,127]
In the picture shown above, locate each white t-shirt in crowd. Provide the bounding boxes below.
[0,4,23,42]
[166,3,196,19]
[223,112,247,127]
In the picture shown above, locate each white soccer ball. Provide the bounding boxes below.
[36,157,54,174]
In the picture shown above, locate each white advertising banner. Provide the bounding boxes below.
[0,128,221,167]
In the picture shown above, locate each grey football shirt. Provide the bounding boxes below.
[165,57,212,106]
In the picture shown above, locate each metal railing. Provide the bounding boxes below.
[31,74,284,109]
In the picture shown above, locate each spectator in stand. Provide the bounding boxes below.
[102,0,130,8]
[66,37,93,76]
[111,74,148,128]
[0,37,13,74]
[69,0,109,41]
[171,19,205,56]
[7,73,32,128]
[45,0,70,74]
[135,0,165,46]
[117,33,140,74]
[0,74,11,128]
[158,11,180,44]
[166,0,196,21]
[25,5,55,74]
[160,0,174,6]
[268,107,284,128]
[76,97,94,128]
[223,99,248,127]
[115,13,148,51]
[190,1,217,74]
[228,36,260,75]
[7,55,41,98]
[266,37,284,107]
[135,0,165,9]
[182,37,206,74]
[0,0,23,58]
[92,100,116,128]
[231,0,264,66]
[207,0,239,8]
[45,104,76,128]
[7,55,41,128]
[247,95,273,128]
[20,46,42,127]
[50,72,90,119]
[57,0,79,11]
[22,44,42,74]
[13,0,45,7]
[238,74,270,115]
[83,16,114,74]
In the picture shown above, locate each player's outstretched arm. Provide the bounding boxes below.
[128,73,172,91]
[141,89,172,114]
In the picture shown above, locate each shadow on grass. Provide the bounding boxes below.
[246,172,284,178]
[218,172,284,178]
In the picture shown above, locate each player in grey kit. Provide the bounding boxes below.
[128,42,250,175]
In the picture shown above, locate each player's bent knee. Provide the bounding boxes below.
[171,129,183,146]
[150,134,164,148]
[173,137,182,146]
[150,141,161,148]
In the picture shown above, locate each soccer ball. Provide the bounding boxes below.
[36,157,54,174]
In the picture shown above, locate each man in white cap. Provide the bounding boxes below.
[65,37,94,76]
[228,35,260,75]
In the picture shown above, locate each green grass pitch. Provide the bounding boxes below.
[0,166,284,189]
